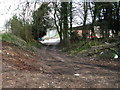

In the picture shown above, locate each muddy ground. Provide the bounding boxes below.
[2,41,120,88]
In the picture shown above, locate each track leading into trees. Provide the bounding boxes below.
[2,41,120,88]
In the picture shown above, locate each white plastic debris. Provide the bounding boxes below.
[7,53,10,55]
[100,52,104,54]
[74,74,80,76]
[113,54,118,59]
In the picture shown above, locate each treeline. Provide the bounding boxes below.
[53,2,119,47]
[6,1,120,47]
[53,2,120,47]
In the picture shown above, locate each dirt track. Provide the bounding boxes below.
[2,41,120,88]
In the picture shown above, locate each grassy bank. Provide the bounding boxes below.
[66,38,120,60]
[66,40,102,55]
[0,33,42,51]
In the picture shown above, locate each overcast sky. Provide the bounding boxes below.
[0,0,41,28]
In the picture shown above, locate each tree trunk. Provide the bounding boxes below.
[53,3,63,44]
[70,1,73,39]
[82,2,88,39]
[61,2,70,47]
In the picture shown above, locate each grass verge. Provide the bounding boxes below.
[0,33,42,51]
[66,39,120,60]
[66,40,102,55]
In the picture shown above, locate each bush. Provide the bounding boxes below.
[70,32,82,42]
[9,15,33,42]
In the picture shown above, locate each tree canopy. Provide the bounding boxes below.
[32,3,53,40]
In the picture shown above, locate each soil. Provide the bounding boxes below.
[2,41,120,88]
